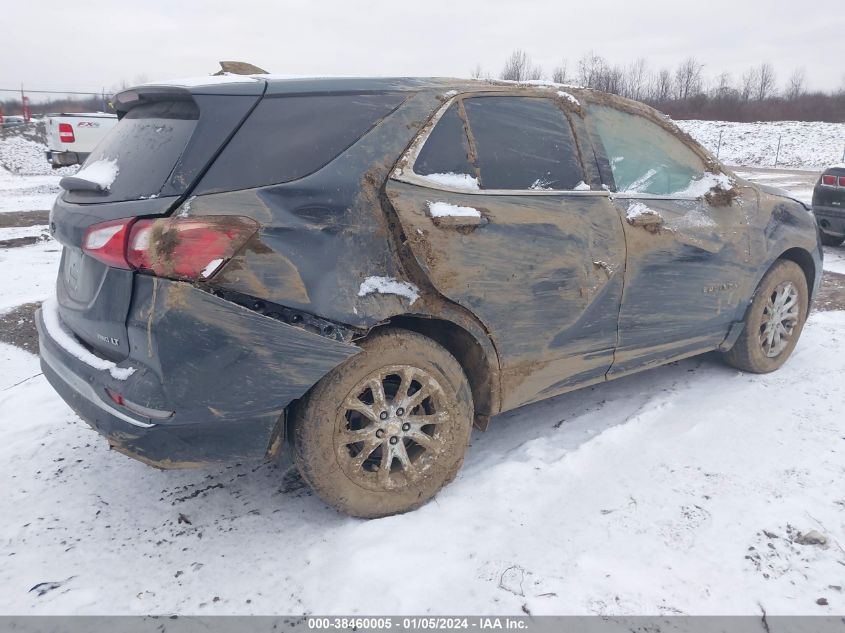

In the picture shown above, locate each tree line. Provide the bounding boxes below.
[3,58,843,122]
[474,50,845,122]
[0,95,110,118]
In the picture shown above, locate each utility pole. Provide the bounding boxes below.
[20,83,31,122]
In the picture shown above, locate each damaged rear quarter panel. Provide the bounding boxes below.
[125,275,360,421]
[186,89,454,327]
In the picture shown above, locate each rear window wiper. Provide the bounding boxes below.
[59,175,108,193]
[60,159,120,193]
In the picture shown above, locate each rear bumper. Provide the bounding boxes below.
[36,278,360,468]
[45,150,89,168]
[814,205,845,237]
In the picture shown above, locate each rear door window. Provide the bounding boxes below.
[463,96,584,191]
[413,102,477,188]
[197,93,405,193]
[588,104,706,195]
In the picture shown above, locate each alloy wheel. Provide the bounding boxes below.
[759,281,800,358]
[335,365,452,491]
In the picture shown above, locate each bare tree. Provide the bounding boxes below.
[674,57,704,100]
[599,64,625,95]
[740,67,759,101]
[527,63,544,81]
[551,60,569,84]
[577,51,604,89]
[785,68,806,101]
[500,49,542,82]
[624,58,648,100]
[470,63,484,80]
[711,71,733,98]
[756,63,777,101]
[651,68,673,102]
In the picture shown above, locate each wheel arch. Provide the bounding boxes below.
[364,314,502,425]
[777,247,818,305]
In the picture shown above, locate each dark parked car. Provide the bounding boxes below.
[813,164,845,246]
[1,115,25,129]
[37,77,822,517]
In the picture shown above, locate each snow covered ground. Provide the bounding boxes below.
[0,134,74,213]
[677,120,845,170]
[733,167,817,206]
[0,238,60,312]
[824,248,845,275]
[1,312,844,616]
[0,133,844,617]
[0,169,62,214]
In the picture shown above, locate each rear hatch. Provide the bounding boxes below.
[50,81,265,360]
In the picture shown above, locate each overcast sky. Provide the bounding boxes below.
[3,0,842,100]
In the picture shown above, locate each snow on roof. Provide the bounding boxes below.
[141,74,265,88]
[556,91,580,107]
[490,78,586,90]
[53,112,116,118]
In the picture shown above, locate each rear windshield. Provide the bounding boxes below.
[195,93,405,194]
[64,101,198,204]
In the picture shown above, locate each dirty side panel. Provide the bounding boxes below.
[386,180,626,410]
[609,189,755,375]
[752,186,823,300]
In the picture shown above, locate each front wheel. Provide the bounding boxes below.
[721,259,809,373]
[289,328,474,518]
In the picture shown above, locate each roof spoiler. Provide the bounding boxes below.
[112,86,195,118]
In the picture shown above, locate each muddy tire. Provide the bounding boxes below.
[721,259,809,373]
[819,231,844,247]
[289,328,474,518]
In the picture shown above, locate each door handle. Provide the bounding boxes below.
[433,215,489,228]
[427,202,489,229]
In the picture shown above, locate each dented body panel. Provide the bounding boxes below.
[39,76,823,469]
[37,277,359,466]
[385,181,626,410]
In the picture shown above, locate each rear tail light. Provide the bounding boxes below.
[58,122,75,143]
[839,176,845,187]
[82,218,134,268]
[82,215,259,281]
[822,174,836,186]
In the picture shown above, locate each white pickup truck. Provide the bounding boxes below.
[45,112,117,168]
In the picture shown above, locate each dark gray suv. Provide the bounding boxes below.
[38,77,822,517]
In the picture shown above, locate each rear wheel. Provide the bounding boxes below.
[721,259,808,373]
[289,328,473,518]
[820,231,845,247]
